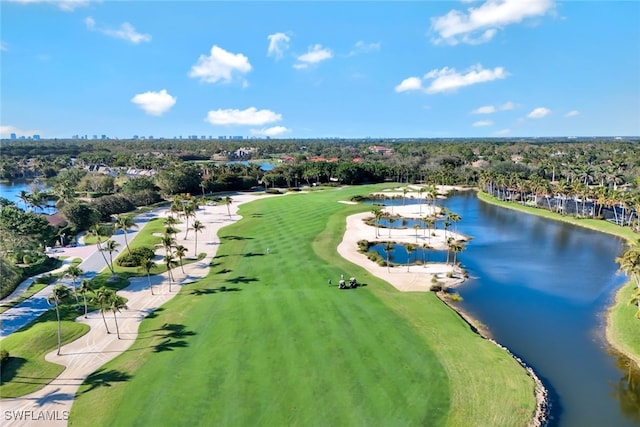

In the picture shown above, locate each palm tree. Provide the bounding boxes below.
[164,215,180,240]
[371,206,382,238]
[421,243,432,267]
[164,254,177,292]
[161,233,175,256]
[88,224,109,265]
[191,220,205,255]
[78,279,92,318]
[94,287,114,334]
[418,187,424,216]
[174,244,188,274]
[182,204,195,240]
[450,241,465,266]
[115,215,137,255]
[101,239,120,276]
[65,265,83,306]
[383,242,394,273]
[139,256,157,295]
[47,284,70,355]
[109,294,128,339]
[424,217,434,243]
[448,212,461,234]
[224,196,233,218]
[413,224,420,243]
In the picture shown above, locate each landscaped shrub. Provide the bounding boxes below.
[116,246,156,267]
[265,189,282,194]
[0,349,9,366]
[34,274,56,285]
[357,240,370,252]
[430,283,443,292]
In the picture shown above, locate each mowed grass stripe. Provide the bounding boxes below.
[70,186,533,426]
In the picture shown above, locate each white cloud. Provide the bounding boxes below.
[472,105,496,114]
[85,16,151,44]
[131,89,176,116]
[205,107,282,126]
[294,44,332,68]
[250,126,290,136]
[189,45,252,84]
[423,64,508,94]
[267,32,290,59]
[394,77,423,93]
[349,40,381,56]
[1,41,8,51]
[527,107,551,118]
[472,101,516,114]
[8,0,92,11]
[396,65,507,95]
[565,110,580,117]
[500,101,516,110]
[494,128,511,135]
[473,120,494,127]
[431,0,556,45]
[1,125,41,138]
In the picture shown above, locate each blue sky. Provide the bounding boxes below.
[1,0,639,139]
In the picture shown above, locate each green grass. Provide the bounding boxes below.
[477,191,640,365]
[1,306,90,397]
[69,186,535,427]
[0,217,190,397]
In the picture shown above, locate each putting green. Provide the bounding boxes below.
[69,186,535,426]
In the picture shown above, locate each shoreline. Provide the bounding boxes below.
[476,190,640,368]
[337,185,548,426]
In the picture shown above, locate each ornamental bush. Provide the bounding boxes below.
[116,246,156,267]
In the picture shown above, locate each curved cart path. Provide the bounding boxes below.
[0,193,262,427]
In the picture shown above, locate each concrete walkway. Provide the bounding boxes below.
[0,194,261,426]
[0,210,160,339]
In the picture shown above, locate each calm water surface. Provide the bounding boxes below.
[0,180,55,214]
[439,192,639,426]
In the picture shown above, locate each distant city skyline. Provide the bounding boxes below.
[1,1,639,139]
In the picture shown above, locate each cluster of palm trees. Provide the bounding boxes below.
[616,242,640,318]
[479,170,640,230]
[371,187,466,272]
[47,282,128,356]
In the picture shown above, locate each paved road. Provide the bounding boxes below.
[0,210,162,339]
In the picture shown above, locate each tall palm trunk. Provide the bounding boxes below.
[55,305,62,355]
[113,311,121,339]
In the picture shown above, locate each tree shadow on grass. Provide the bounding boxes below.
[152,323,196,353]
[144,307,165,319]
[0,357,26,384]
[80,369,132,394]
[242,252,264,258]
[221,235,254,241]
[225,276,258,285]
[189,288,218,296]
[216,268,232,274]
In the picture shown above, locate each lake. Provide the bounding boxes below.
[0,180,56,214]
[368,191,639,425]
[439,192,639,426]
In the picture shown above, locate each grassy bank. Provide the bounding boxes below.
[69,186,535,427]
[0,310,89,398]
[0,216,187,397]
[477,191,640,366]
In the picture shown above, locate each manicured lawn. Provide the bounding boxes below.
[70,186,535,426]
[477,191,640,366]
[0,307,89,398]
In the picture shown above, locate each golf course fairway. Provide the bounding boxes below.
[69,186,535,426]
